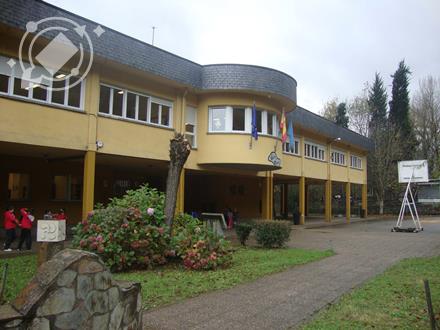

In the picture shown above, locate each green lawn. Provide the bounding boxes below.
[0,255,37,303]
[0,248,332,308]
[303,256,440,330]
[117,248,333,309]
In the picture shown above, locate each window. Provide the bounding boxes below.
[138,95,148,122]
[0,74,8,93]
[112,89,124,117]
[0,56,84,109]
[232,107,245,131]
[208,106,279,137]
[331,150,346,166]
[305,141,326,161]
[185,106,197,148]
[99,85,111,114]
[350,155,362,169]
[98,84,172,128]
[126,92,136,119]
[8,173,30,200]
[283,139,300,155]
[51,175,82,201]
[210,107,227,131]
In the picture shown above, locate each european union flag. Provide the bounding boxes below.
[288,119,294,152]
[251,103,258,140]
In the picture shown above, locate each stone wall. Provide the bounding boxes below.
[0,249,142,329]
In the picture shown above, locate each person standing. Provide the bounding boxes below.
[18,208,33,251]
[3,206,19,251]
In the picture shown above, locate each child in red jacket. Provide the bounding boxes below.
[3,206,19,251]
[18,208,34,250]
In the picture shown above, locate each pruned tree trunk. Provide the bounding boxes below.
[379,200,384,215]
[164,133,191,231]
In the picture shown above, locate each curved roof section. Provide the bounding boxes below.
[0,0,296,104]
[202,64,297,103]
[290,106,374,151]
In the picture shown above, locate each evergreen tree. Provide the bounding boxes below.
[367,72,388,136]
[335,102,349,128]
[389,60,417,159]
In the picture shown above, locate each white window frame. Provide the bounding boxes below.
[208,106,279,137]
[0,55,85,111]
[185,106,197,148]
[304,140,326,161]
[350,155,362,169]
[98,83,173,128]
[331,149,346,166]
[282,137,300,156]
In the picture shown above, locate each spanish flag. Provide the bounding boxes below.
[280,109,287,143]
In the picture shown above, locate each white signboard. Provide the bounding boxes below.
[398,160,429,183]
[37,220,66,242]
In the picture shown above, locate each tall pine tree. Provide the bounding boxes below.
[367,72,388,136]
[335,102,349,128]
[389,60,417,159]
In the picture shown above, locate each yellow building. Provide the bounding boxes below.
[0,0,372,224]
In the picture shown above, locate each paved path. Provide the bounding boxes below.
[143,218,440,329]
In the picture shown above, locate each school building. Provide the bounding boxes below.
[0,0,373,224]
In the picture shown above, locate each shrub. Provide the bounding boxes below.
[171,214,232,270]
[254,220,291,248]
[235,223,253,246]
[73,207,173,271]
[107,184,165,226]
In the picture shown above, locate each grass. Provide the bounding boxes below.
[0,255,37,303]
[115,248,333,309]
[303,256,440,330]
[0,248,332,308]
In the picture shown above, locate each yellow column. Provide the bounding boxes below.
[361,183,368,218]
[345,182,351,223]
[175,169,185,215]
[82,151,96,220]
[299,176,306,225]
[261,172,273,219]
[325,180,332,222]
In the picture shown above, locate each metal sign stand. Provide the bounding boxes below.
[392,169,423,233]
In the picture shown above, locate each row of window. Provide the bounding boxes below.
[208,106,279,137]
[0,56,84,109]
[98,84,173,128]
[350,155,363,169]
[331,150,346,165]
[8,173,82,201]
[283,140,363,169]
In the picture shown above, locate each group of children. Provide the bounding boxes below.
[3,206,67,252]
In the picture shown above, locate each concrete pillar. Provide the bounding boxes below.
[175,169,185,215]
[345,182,351,223]
[82,151,96,220]
[299,176,306,225]
[361,183,368,218]
[325,180,332,222]
[261,172,273,219]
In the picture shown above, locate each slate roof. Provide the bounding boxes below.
[0,0,296,103]
[289,106,374,151]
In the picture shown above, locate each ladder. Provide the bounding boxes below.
[392,168,423,233]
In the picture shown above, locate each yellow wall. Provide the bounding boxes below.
[0,98,88,151]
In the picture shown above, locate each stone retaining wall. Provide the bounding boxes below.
[0,249,142,329]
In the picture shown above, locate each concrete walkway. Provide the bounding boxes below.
[142,218,440,329]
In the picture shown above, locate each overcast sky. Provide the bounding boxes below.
[47,0,440,113]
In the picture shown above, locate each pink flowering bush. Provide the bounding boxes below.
[172,214,232,270]
[73,206,173,271]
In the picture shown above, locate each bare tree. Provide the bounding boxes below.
[164,133,191,230]
[320,97,339,121]
[347,83,370,137]
[368,123,402,214]
[411,76,440,178]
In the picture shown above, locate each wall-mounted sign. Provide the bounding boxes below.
[268,151,281,167]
